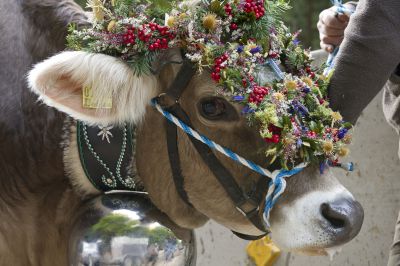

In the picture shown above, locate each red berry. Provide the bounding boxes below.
[248,85,269,105]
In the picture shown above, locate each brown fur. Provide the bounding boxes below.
[137,62,271,234]
[0,1,89,264]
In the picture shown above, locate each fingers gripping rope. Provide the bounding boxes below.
[324,0,356,76]
[151,98,307,227]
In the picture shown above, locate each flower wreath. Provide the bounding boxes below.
[67,0,353,170]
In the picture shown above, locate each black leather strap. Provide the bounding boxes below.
[163,101,268,233]
[232,230,267,240]
[159,57,270,236]
[161,59,197,207]
[166,118,194,207]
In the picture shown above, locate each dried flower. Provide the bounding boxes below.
[338,147,350,157]
[331,112,343,121]
[273,92,285,101]
[202,13,218,31]
[342,134,352,144]
[285,80,297,91]
[88,0,105,21]
[166,16,176,27]
[107,20,116,32]
[322,141,334,153]
[302,77,313,87]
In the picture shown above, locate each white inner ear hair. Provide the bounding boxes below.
[28,51,159,126]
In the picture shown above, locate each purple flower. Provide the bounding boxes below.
[296,138,303,148]
[233,95,245,101]
[250,46,261,54]
[293,101,309,116]
[293,39,301,46]
[237,45,244,53]
[241,106,255,114]
[338,128,348,139]
[302,87,311,93]
[301,126,309,132]
[320,161,328,175]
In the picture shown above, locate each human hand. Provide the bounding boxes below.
[317,4,354,53]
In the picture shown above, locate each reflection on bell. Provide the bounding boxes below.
[69,191,196,266]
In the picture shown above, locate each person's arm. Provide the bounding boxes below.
[321,0,400,124]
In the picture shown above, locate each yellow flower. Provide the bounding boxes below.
[322,141,334,153]
[203,13,217,31]
[166,16,176,27]
[302,77,313,87]
[89,0,105,21]
[107,20,116,32]
[338,147,350,157]
[342,134,352,144]
[254,105,278,125]
[179,13,188,19]
[282,137,295,146]
[285,80,297,91]
[260,128,273,139]
[331,111,343,121]
[210,0,221,12]
[265,147,277,156]
[273,92,285,101]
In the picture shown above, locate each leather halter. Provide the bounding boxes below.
[155,59,272,240]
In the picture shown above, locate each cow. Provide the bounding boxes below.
[0,0,363,265]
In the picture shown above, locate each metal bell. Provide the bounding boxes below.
[69,191,196,266]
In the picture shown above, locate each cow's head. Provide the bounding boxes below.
[28,47,363,254]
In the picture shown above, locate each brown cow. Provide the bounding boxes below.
[0,0,363,264]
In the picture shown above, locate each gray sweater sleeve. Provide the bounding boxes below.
[328,0,400,124]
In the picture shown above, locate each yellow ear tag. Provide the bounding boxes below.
[247,236,281,266]
[82,86,113,109]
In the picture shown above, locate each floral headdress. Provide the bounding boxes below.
[67,0,353,170]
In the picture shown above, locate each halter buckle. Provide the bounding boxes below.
[157,93,179,109]
[236,196,260,218]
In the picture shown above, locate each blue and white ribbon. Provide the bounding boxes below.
[324,0,356,76]
[151,99,307,227]
[266,58,285,80]
[262,165,307,227]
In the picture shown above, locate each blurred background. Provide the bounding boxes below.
[74,0,330,50]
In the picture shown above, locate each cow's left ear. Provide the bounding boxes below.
[28,51,158,125]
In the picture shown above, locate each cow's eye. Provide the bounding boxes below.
[201,98,226,118]
[198,97,238,121]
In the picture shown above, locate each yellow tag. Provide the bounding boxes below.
[82,86,112,109]
[247,236,281,266]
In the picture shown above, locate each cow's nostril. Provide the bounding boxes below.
[320,203,346,229]
[320,198,364,244]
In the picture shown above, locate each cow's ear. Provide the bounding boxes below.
[28,51,158,125]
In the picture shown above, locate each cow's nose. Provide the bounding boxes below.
[320,198,364,244]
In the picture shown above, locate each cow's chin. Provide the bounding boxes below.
[268,185,361,255]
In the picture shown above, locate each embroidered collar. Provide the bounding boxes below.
[76,121,142,192]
